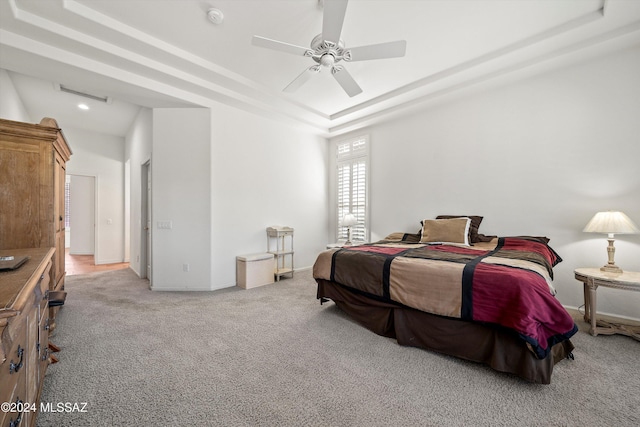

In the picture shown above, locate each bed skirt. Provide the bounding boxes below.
[316,279,574,384]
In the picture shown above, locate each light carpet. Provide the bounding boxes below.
[38,268,639,426]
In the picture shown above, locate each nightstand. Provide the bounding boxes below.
[574,268,640,341]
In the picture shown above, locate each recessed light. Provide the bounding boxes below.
[78,103,89,110]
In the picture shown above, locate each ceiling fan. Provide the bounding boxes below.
[252,0,407,97]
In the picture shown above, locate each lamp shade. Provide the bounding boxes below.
[583,211,640,234]
[342,213,358,227]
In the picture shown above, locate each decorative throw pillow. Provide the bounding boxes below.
[436,215,484,243]
[420,218,471,245]
[382,232,405,241]
[382,232,421,243]
[401,232,421,243]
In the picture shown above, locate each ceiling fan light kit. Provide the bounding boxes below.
[252,0,406,97]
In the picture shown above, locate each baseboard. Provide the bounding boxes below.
[152,286,212,292]
[563,304,640,324]
[95,258,125,265]
[130,266,141,277]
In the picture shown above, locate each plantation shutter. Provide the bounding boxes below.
[336,136,368,242]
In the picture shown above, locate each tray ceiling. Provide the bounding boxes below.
[1,0,640,136]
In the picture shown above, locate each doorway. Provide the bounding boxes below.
[68,174,96,256]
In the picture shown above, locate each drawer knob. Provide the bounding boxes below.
[9,397,23,427]
[9,411,23,427]
[9,345,24,374]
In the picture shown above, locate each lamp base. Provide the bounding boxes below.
[600,264,622,274]
[344,227,352,246]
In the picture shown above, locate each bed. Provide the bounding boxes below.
[313,217,578,384]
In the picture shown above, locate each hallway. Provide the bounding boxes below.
[65,248,129,275]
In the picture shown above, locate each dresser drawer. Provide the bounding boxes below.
[36,262,52,314]
[0,372,28,427]
[38,311,50,383]
[0,320,27,406]
[39,261,52,294]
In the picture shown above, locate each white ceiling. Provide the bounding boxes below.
[1,0,640,137]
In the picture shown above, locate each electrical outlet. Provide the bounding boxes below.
[157,220,173,229]
[183,263,190,272]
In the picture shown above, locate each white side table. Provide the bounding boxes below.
[574,268,640,341]
[267,226,294,281]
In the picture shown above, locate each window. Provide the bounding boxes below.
[336,135,369,242]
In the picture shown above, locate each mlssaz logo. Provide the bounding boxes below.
[40,402,89,413]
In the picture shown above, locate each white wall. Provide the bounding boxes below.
[125,105,328,291]
[210,105,329,289]
[151,108,211,290]
[125,108,153,277]
[0,69,31,122]
[64,126,125,264]
[331,46,640,320]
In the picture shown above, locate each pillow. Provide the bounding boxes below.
[382,232,406,242]
[382,232,421,243]
[436,215,483,243]
[475,233,497,243]
[402,232,421,243]
[420,218,471,245]
[512,235,551,244]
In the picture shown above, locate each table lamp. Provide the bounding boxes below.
[342,213,358,245]
[583,211,640,273]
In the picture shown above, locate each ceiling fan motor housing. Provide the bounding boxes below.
[310,33,349,66]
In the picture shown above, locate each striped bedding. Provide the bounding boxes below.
[313,236,578,358]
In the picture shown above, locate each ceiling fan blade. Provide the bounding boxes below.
[332,66,362,97]
[322,0,349,44]
[283,67,320,93]
[252,36,312,56]
[345,40,407,62]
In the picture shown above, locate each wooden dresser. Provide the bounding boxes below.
[0,118,72,330]
[0,248,55,427]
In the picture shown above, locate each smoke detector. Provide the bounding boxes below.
[207,8,224,25]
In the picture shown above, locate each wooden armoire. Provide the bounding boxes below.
[0,117,72,328]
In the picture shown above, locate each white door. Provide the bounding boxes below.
[146,163,152,282]
[69,175,95,256]
[124,159,130,262]
[141,161,152,285]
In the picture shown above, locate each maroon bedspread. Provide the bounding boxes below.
[313,236,578,358]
